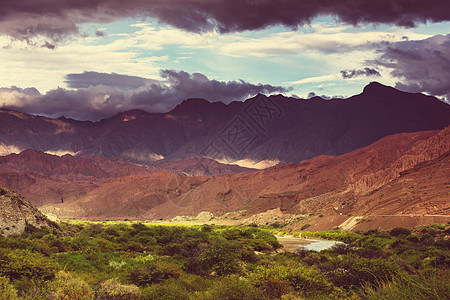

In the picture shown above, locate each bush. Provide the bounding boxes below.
[0,249,57,282]
[346,258,403,287]
[0,276,18,300]
[249,264,333,294]
[419,233,435,245]
[300,224,311,230]
[198,242,241,276]
[50,271,94,300]
[97,278,140,300]
[141,279,190,300]
[201,225,213,232]
[128,261,183,287]
[202,276,262,300]
[390,228,411,237]
[362,270,450,300]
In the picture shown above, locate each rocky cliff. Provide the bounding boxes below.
[0,186,55,236]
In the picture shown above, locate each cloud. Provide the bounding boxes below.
[220,29,424,57]
[95,30,106,37]
[370,34,450,102]
[1,0,449,45]
[306,92,344,100]
[0,70,290,120]
[307,92,331,100]
[340,68,381,79]
[65,71,159,89]
[288,74,341,85]
[41,41,56,50]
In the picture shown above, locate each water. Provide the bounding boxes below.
[276,236,345,252]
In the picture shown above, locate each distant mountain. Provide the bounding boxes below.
[0,149,109,180]
[0,186,55,236]
[0,150,255,206]
[39,126,450,220]
[1,82,449,166]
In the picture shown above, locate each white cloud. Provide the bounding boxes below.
[220,29,430,57]
[287,74,340,85]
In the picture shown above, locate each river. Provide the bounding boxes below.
[276,236,345,252]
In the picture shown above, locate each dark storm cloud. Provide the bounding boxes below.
[131,69,292,109]
[340,68,381,79]
[95,30,106,37]
[1,0,449,45]
[307,92,331,100]
[0,70,290,120]
[40,41,56,50]
[307,92,344,100]
[160,69,291,101]
[370,34,450,102]
[65,71,156,89]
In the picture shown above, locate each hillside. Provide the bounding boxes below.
[0,186,55,236]
[39,126,449,222]
[0,150,255,206]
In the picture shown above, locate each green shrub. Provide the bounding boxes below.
[50,271,94,300]
[141,279,190,300]
[0,276,18,300]
[0,248,57,282]
[97,278,140,300]
[363,270,450,300]
[133,230,157,246]
[249,264,333,294]
[201,276,262,300]
[419,233,435,245]
[349,258,403,287]
[390,228,412,237]
[128,261,183,287]
[300,224,311,230]
[198,242,241,276]
[201,225,213,232]
[406,235,420,243]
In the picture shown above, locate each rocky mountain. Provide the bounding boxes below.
[0,186,55,236]
[39,126,450,220]
[0,150,255,206]
[1,82,449,167]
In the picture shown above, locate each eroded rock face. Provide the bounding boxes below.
[0,186,55,236]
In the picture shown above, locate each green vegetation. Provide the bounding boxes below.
[0,222,449,299]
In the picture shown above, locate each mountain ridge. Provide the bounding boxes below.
[37,125,449,221]
[0,82,448,166]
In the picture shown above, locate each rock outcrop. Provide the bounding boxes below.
[0,186,55,236]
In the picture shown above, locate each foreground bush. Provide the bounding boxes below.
[199,276,263,300]
[97,278,140,300]
[0,276,18,300]
[0,248,57,287]
[1,222,449,299]
[50,271,94,300]
[141,279,190,300]
[249,263,335,298]
[362,270,450,299]
[128,260,183,287]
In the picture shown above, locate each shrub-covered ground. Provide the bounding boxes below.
[0,221,448,299]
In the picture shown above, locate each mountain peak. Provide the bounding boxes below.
[171,98,222,115]
[180,98,211,106]
[362,81,397,95]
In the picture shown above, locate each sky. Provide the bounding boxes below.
[0,0,449,120]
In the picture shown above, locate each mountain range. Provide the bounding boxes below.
[0,82,449,227]
[1,82,449,168]
[36,125,449,222]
